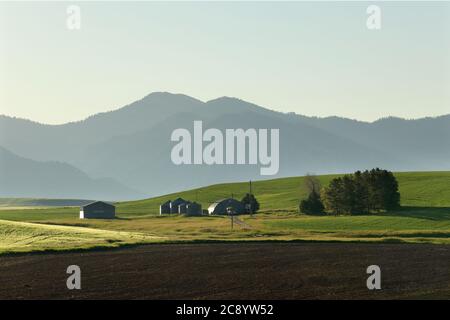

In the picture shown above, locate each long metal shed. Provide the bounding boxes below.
[80,201,115,219]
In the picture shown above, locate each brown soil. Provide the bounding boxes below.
[0,243,448,299]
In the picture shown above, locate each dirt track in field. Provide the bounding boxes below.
[0,243,449,299]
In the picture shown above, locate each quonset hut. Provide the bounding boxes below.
[208,198,245,215]
[80,201,115,219]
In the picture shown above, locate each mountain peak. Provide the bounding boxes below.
[207,96,245,104]
[142,91,205,105]
[206,96,274,116]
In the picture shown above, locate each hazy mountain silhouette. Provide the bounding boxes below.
[0,147,144,200]
[1,92,449,199]
[0,92,204,163]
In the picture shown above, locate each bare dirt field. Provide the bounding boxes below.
[0,243,448,300]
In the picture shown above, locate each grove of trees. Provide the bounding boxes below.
[300,169,400,215]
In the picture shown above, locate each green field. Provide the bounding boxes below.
[115,171,450,215]
[0,198,92,208]
[0,171,449,253]
[0,219,162,254]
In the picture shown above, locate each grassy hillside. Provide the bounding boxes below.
[1,171,449,220]
[0,207,78,221]
[0,219,161,254]
[116,171,450,217]
[0,171,449,251]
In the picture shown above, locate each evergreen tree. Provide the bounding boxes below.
[299,190,324,215]
[299,175,325,215]
[241,193,260,213]
[322,177,345,215]
[341,175,356,214]
[353,170,369,214]
[375,169,400,210]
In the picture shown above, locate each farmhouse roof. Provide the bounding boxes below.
[81,201,115,209]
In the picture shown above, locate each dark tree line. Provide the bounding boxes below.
[300,169,400,215]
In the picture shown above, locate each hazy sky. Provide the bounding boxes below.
[1,1,449,124]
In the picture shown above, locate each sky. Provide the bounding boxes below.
[0,1,449,124]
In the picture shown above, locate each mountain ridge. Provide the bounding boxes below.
[0,146,144,200]
[2,92,449,126]
[1,92,449,199]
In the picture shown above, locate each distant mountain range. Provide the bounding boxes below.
[0,147,142,200]
[1,92,449,200]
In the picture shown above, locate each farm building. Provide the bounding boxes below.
[208,198,245,215]
[178,201,191,214]
[169,197,189,214]
[159,198,202,215]
[80,201,115,219]
[186,202,202,216]
[160,200,171,214]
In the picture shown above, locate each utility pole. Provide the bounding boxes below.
[227,207,234,230]
[249,180,253,217]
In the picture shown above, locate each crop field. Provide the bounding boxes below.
[0,219,161,254]
[0,171,449,299]
[1,243,449,300]
[0,171,449,253]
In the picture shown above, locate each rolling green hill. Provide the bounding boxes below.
[1,171,450,220]
[0,171,449,251]
[116,171,450,217]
